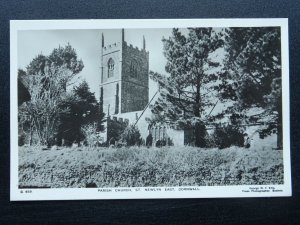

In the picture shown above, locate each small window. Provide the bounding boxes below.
[107,58,115,78]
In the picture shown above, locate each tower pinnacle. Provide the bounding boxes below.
[122,29,125,43]
[143,35,146,50]
[102,33,104,47]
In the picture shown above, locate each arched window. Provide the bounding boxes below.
[130,59,138,78]
[107,58,115,78]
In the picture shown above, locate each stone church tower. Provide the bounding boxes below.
[100,29,149,116]
[99,30,185,146]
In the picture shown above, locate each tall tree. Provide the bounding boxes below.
[58,81,105,145]
[150,28,224,147]
[18,44,84,146]
[215,27,282,148]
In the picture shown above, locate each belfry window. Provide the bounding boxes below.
[130,60,138,78]
[107,58,115,78]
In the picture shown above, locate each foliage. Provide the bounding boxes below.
[106,119,127,145]
[58,81,105,145]
[81,123,103,147]
[19,65,72,146]
[215,27,282,148]
[26,44,84,78]
[18,44,84,146]
[149,28,224,147]
[18,129,26,146]
[18,69,31,106]
[211,124,244,149]
[120,125,143,146]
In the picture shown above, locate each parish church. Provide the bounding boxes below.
[98,29,186,146]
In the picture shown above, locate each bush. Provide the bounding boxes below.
[120,125,142,146]
[107,119,127,144]
[212,124,244,149]
[81,123,103,147]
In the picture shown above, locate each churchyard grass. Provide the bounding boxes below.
[18,145,283,188]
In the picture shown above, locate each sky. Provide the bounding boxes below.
[18,28,174,99]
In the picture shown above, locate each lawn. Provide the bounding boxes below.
[18,145,284,188]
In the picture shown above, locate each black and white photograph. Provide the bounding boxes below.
[10,19,291,200]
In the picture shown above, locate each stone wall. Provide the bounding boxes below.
[101,82,121,116]
[121,42,149,113]
[100,42,122,116]
[121,81,148,113]
[122,42,149,87]
[101,42,122,83]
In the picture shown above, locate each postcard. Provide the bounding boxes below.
[10,19,291,200]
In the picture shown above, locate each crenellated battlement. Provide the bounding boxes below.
[122,41,149,56]
[106,115,129,125]
[102,42,122,54]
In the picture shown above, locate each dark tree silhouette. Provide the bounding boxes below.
[215,27,282,148]
[58,80,105,146]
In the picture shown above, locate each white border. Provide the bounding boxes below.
[10,19,291,201]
